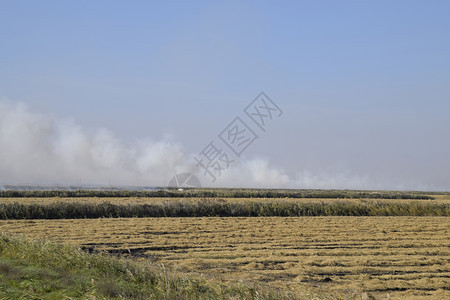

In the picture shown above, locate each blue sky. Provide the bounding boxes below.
[1,1,449,190]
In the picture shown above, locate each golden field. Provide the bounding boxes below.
[1,215,449,299]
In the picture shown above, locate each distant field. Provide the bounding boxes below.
[1,216,449,299]
[0,196,447,205]
[0,188,438,199]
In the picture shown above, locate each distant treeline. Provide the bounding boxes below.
[0,188,434,199]
[0,200,447,219]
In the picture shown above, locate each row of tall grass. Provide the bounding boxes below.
[0,188,434,199]
[0,199,447,219]
[0,233,293,299]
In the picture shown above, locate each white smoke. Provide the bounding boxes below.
[0,99,296,188]
[0,100,189,186]
[0,99,427,190]
[218,159,291,188]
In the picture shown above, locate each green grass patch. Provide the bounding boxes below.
[0,233,294,299]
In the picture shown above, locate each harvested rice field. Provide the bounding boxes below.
[1,216,449,299]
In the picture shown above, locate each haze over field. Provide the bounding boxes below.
[1,1,449,190]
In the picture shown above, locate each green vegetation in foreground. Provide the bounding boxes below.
[0,199,448,219]
[0,188,435,199]
[0,233,293,299]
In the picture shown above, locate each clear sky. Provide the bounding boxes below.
[1,1,449,190]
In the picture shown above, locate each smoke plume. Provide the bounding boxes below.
[0,100,297,188]
[1,99,433,190]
